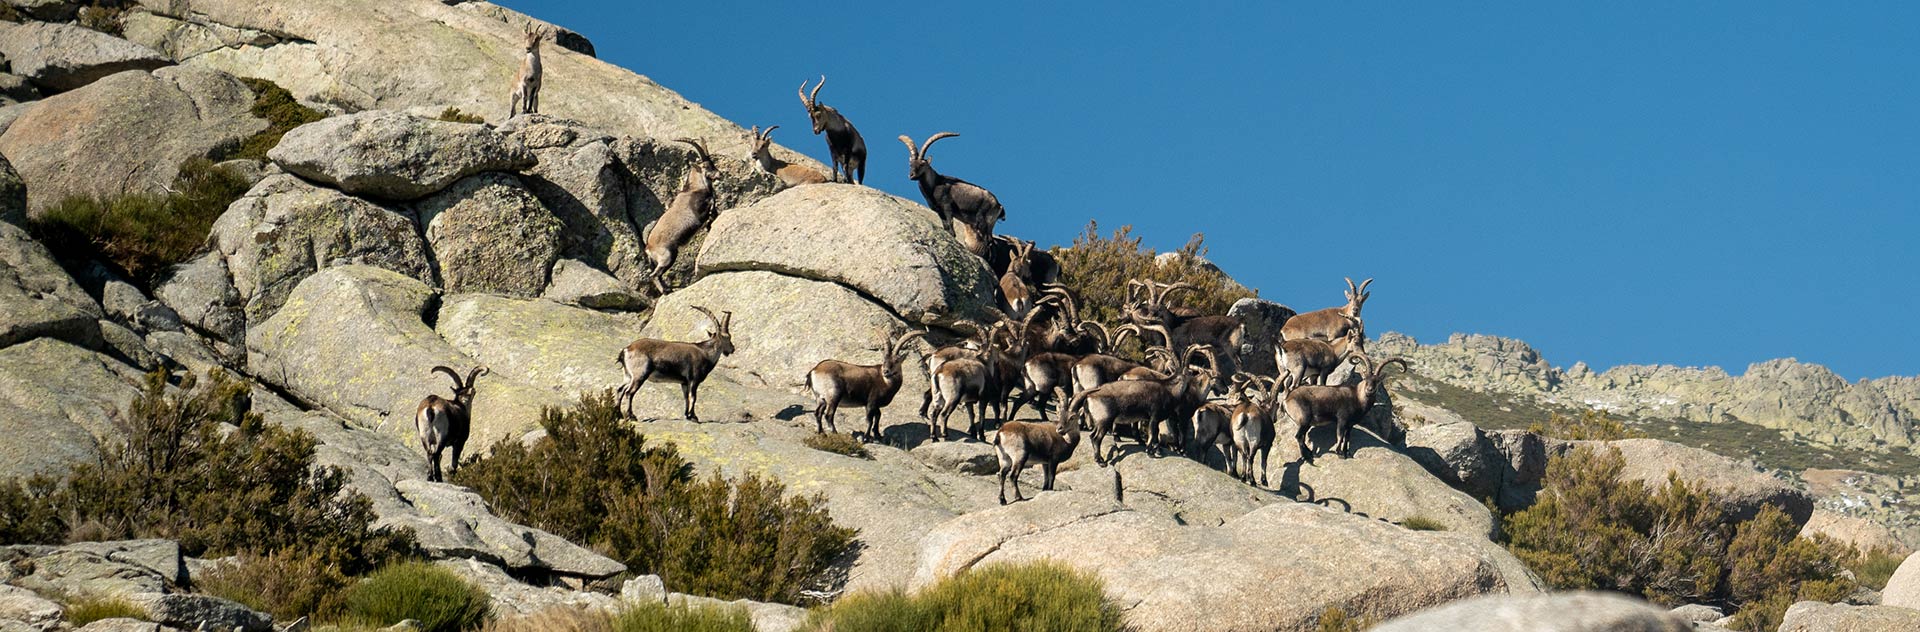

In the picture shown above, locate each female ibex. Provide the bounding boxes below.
[643,139,721,296]
[747,125,830,188]
[509,24,547,117]
[416,365,487,483]
[899,132,1004,258]
[616,306,734,422]
[806,330,928,440]
[994,416,1080,505]
[798,76,866,184]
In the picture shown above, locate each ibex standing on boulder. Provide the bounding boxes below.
[616,306,735,422]
[900,132,1004,258]
[416,365,487,483]
[799,76,866,184]
[644,139,721,296]
[509,24,548,117]
[1280,277,1371,343]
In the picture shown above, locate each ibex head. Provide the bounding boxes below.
[690,306,735,356]
[1344,277,1374,316]
[898,132,958,184]
[675,138,721,185]
[798,76,837,133]
[430,365,490,401]
[522,24,549,52]
[747,125,778,161]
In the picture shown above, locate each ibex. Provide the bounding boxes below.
[988,235,1060,286]
[805,330,928,440]
[1285,354,1409,462]
[1275,327,1361,388]
[643,139,721,296]
[1068,345,1216,465]
[1279,277,1371,343]
[415,365,487,483]
[998,239,1038,320]
[899,132,1004,258]
[928,327,1009,442]
[1228,374,1281,486]
[747,125,830,188]
[616,306,734,422]
[1125,280,1246,375]
[509,24,547,117]
[798,76,866,184]
[993,416,1080,505]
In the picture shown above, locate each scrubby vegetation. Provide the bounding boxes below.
[1398,516,1447,531]
[1503,445,1855,631]
[438,107,487,124]
[27,158,252,287]
[1314,606,1376,632]
[339,562,493,632]
[482,603,753,632]
[454,391,856,605]
[0,369,416,621]
[803,432,871,459]
[226,77,327,161]
[61,594,148,627]
[76,2,130,35]
[1847,546,1906,590]
[1527,410,1643,441]
[804,561,1123,632]
[1054,221,1254,325]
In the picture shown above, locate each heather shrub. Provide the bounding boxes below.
[340,562,491,632]
[1527,410,1643,441]
[28,159,251,287]
[1053,221,1254,325]
[803,432,870,459]
[226,78,326,161]
[804,561,1122,632]
[438,107,486,124]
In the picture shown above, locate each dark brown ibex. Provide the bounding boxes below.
[805,330,928,440]
[415,365,487,483]
[900,132,1004,258]
[616,306,734,422]
[1284,354,1409,462]
[1068,345,1217,465]
[798,76,866,184]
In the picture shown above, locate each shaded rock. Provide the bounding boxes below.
[97,318,157,370]
[639,271,904,389]
[435,293,641,398]
[910,441,998,476]
[3,0,79,22]
[211,175,434,325]
[913,496,1536,630]
[0,72,40,106]
[416,173,561,297]
[1486,428,1551,510]
[540,259,646,311]
[1405,420,1501,500]
[0,65,262,212]
[1882,551,1920,610]
[1268,426,1498,539]
[390,479,626,578]
[267,110,535,201]
[1227,297,1297,374]
[1,545,170,597]
[0,338,143,480]
[697,184,998,326]
[143,330,232,375]
[0,21,169,93]
[57,540,186,588]
[1,222,104,349]
[433,558,614,617]
[1373,591,1690,632]
[155,252,244,345]
[0,154,22,226]
[101,279,181,334]
[126,593,270,632]
[0,584,62,632]
[1586,438,1812,526]
[499,117,651,286]
[246,265,566,445]
[1778,601,1920,632]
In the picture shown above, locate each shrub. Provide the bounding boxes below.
[1848,546,1906,590]
[803,432,871,459]
[76,2,128,35]
[340,562,491,632]
[454,391,857,605]
[438,107,486,124]
[805,561,1123,632]
[480,603,753,632]
[1315,606,1376,632]
[0,4,22,22]
[225,78,326,161]
[196,548,355,622]
[62,594,148,627]
[28,158,251,287]
[1526,410,1643,441]
[1399,516,1447,531]
[1053,222,1254,326]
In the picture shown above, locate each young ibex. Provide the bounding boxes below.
[998,240,1038,320]
[806,330,928,440]
[616,306,735,422]
[747,125,830,188]
[1275,327,1361,388]
[1070,323,1150,392]
[1189,401,1236,471]
[1284,354,1409,463]
[993,416,1080,505]
[509,24,547,117]
[1279,277,1371,343]
[416,365,487,483]
[798,76,866,184]
[643,139,722,296]
[899,132,1004,258]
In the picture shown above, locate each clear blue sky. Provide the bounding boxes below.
[499,1,1918,380]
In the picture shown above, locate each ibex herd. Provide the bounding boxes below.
[416,62,1412,505]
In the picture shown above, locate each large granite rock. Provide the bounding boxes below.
[696,185,999,326]
[1,222,104,350]
[0,584,62,631]
[1227,297,1297,375]
[118,8,284,61]
[416,173,561,297]
[0,544,171,597]
[1266,424,1498,538]
[1881,551,1920,610]
[1372,591,1691,632]
[1405,420,1504,501]
[540,259,646,311]
[0,338,143,481]
[1778,601,1920,632]
[155,252,245,346]
[638,271,905,389]
[0,21,169,93]
[210,175,434,326]
[0,66,263,211]
[1801,510,1912,556]
[125,593,270,632]
[245,265,566,445]
[267,110,535,201]
[912,496,1537,630]
[434,293,641,398]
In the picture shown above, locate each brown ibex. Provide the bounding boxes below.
[1279,277,1371,343]
[900,132,1004,257]
[616,306,734,422]
[416,365,487,483]
[1284,354,1409,462]
[805,330,928,440]
[643,139,722,296]
[509,24,547,117]
[747,125,830,188]
[994,416,1080,505]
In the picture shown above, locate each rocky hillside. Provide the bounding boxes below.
[4,1,1919,631]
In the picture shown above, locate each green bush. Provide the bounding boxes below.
[803,432,870,459]
[197,548,356,622]
[1848,546,1906,590]
[62,594,148,627]
[340,562,491,632]
[1527,410,1644,441]
[454,391,857,605]
[805,561,1123,632]
[1315,606,1376,632]
[1504,446,1856,629]
[438,107,486,124]
[225,77,326,161]
[1399,516,1447,531]
[481,603,753,632]
[0,4,22,22]
[1053,222,1254,326]
[28,158,251,287]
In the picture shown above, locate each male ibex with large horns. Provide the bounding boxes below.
[900,132,1004,258]
[416,365,487,483]
[798,76,866,184]
[616,306,734,422]
[1285,354,1409,462]
[806,330,929,441]
[1280,277,1371,343]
